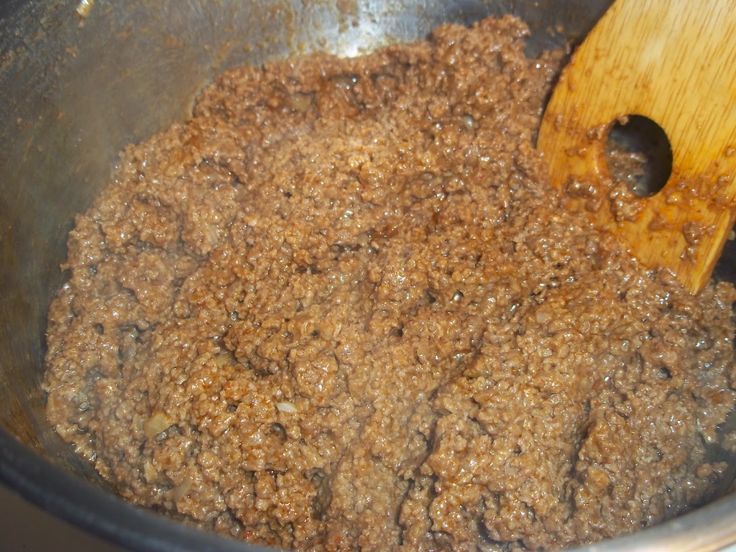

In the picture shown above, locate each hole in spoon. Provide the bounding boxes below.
[604,115,673,197]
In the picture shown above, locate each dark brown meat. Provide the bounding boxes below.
[44,16,736,551]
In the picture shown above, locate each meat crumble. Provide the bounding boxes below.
[43,16,736,551]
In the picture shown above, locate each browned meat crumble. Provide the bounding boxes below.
[44,16,736,551]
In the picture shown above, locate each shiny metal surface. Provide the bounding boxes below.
[0,1,733,551]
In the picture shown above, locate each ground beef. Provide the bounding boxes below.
[43,16,736,551]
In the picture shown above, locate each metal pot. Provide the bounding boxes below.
[1,1,734,550]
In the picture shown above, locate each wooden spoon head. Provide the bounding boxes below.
[538,0,736,293]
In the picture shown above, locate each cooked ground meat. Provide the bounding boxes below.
[43,16,736,551]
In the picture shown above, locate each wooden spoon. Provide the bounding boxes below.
[537,0,736,293]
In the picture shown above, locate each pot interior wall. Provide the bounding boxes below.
[4,0,733,531]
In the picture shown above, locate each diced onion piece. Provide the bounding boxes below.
[276,401,297,413]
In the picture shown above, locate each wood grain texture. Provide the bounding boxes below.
[537,0,736,293]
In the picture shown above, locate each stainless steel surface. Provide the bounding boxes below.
[0,1,734,551]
